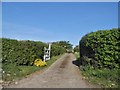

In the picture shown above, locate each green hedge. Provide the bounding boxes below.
[2,38,66,66]
[74,45,79,52]
[79,28,120,69]
[2,38,47,66]
[51,44,66,57]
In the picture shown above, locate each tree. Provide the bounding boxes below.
[52,41,73,51]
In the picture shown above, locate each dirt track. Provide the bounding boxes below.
[7,53,95,88]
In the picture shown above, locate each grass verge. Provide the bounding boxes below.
[80,66,119,88]
[2,54,63,83]
[74,53,120,88]
[74,52,79,58]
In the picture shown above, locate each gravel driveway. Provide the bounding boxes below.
[6,53,95,88]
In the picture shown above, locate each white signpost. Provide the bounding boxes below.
[43,43,52,61]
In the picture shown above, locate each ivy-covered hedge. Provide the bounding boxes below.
[79,28,120,69]
[2,38,66,66]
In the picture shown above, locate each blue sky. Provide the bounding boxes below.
[2,2,118,47]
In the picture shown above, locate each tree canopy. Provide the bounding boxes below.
[52,41,73,50]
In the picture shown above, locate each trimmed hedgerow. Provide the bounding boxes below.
[2,38,47,66]
[2,38,66,66]
[51,44,66,57]
[79,28,120,69]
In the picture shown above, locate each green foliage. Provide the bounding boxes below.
[2,38,47,66]
[2,64,41,81]
[74,45,79,52]
[51,44,66,57]
[80,66,119,88]
[79,28,120,69]
[2,38,66,66]
[52,41,73,51]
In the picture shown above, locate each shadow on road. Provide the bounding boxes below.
[72,59,80,67]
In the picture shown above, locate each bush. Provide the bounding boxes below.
[51,44,66,57]
[2,38,66,66]
[79,28,120,69]
[2,38,47,66]
[74,45,79,52]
